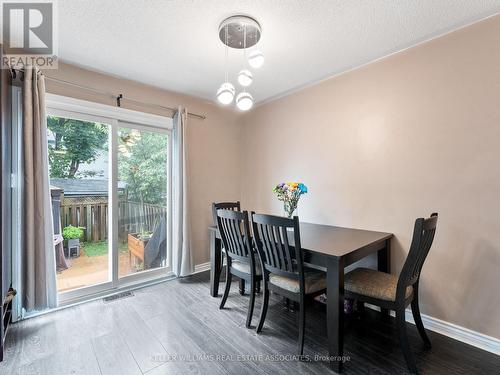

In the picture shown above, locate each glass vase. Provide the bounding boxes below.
[283,201,298,219]
[283,204,298,231]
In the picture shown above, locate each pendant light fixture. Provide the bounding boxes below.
[237,69,253,87]
[236,91,254,111]
[248,50,264,68]
[236,24,254,110]
[237,24,253,88]
[217,82,235,105]
[216,24,235,105]
[216,15,262,111]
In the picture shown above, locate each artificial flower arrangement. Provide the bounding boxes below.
[272,182,308,218]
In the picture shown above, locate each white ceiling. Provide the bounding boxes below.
[58,0,500,105]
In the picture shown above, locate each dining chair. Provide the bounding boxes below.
[345,213,438,374]
[212,202,247,294]
[216,209,262,328]
[251,213,327,355]
[212,201,240,225]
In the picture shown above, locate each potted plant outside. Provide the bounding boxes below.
[62,225,85,258]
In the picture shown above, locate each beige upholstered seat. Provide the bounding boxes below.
[269,269,326,294]
[231,260,262,276]
[345,268,412,302]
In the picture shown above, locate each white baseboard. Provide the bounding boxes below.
[194,265,499,355]
[403,309,499,356]
[365,303,499,355]
[193,259,227,275]
[193,261,211,274]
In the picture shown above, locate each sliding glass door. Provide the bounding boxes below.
[47,114,112,292]
[44,96,173,304]
[117,124,170,278]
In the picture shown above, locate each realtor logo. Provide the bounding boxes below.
[1,1,58,68]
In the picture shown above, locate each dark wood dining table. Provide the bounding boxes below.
[209,222,393,373]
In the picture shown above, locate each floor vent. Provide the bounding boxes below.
[103,291,134,303]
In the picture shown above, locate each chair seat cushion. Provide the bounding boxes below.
[231,260,262,276]
[269,269,326,294]
[345,268,412,302]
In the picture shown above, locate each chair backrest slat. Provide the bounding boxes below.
[235,218,247,257]
[228,216,241,256]
[212,201,240,225]
[281,226,293,272]
[216,209,254,265]
[264,223,278,269]
[261,224,276,268]
[269,225,282,269]
[274,226,286,270]
[251,213,304,280]
[221,215,236,254]
[398,213,438,296]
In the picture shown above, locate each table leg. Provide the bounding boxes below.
[378,239,391,317]
[327,257,345,373]
[210,230,222,297]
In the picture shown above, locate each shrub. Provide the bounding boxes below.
[63,225,85,241]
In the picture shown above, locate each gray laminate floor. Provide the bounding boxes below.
[0,271,498,374]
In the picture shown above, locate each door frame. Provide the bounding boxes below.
[45,94,174,305]
[11,86,22,321]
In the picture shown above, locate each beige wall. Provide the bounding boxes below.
[44,15,500,337]
[44,63,243,266]
[241,16,500,338]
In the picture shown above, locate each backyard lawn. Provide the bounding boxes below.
[81,241,130,257]
[82,241,108,256]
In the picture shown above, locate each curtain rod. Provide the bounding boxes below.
[10,68,206,120]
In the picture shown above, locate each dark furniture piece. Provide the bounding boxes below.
[211,201,248,296]
[345,213,438,374]
[212,201,241,225]
[251,213,327,355]
[127,216,167,271]
[0,46,13,362]
[209,221,392,373]
[216,209,262,328]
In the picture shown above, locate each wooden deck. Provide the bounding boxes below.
[56,249,135,292]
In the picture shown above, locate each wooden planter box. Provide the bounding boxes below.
[128,233,150,265]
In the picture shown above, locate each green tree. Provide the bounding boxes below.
[47,116,108,178]
[118,129,168,206]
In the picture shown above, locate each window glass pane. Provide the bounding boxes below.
[117,127,169,276]
[47,115,110,292]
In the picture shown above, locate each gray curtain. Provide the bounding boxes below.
[172,107,194,276]
[22,66,57,311]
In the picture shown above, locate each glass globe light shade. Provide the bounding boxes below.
[237,69,253,87]
[236,92,254,111]
[248,50,264,68]
[216,82,235,105]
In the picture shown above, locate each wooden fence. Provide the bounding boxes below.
[59,196,167,243]
[118,200,167,242]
